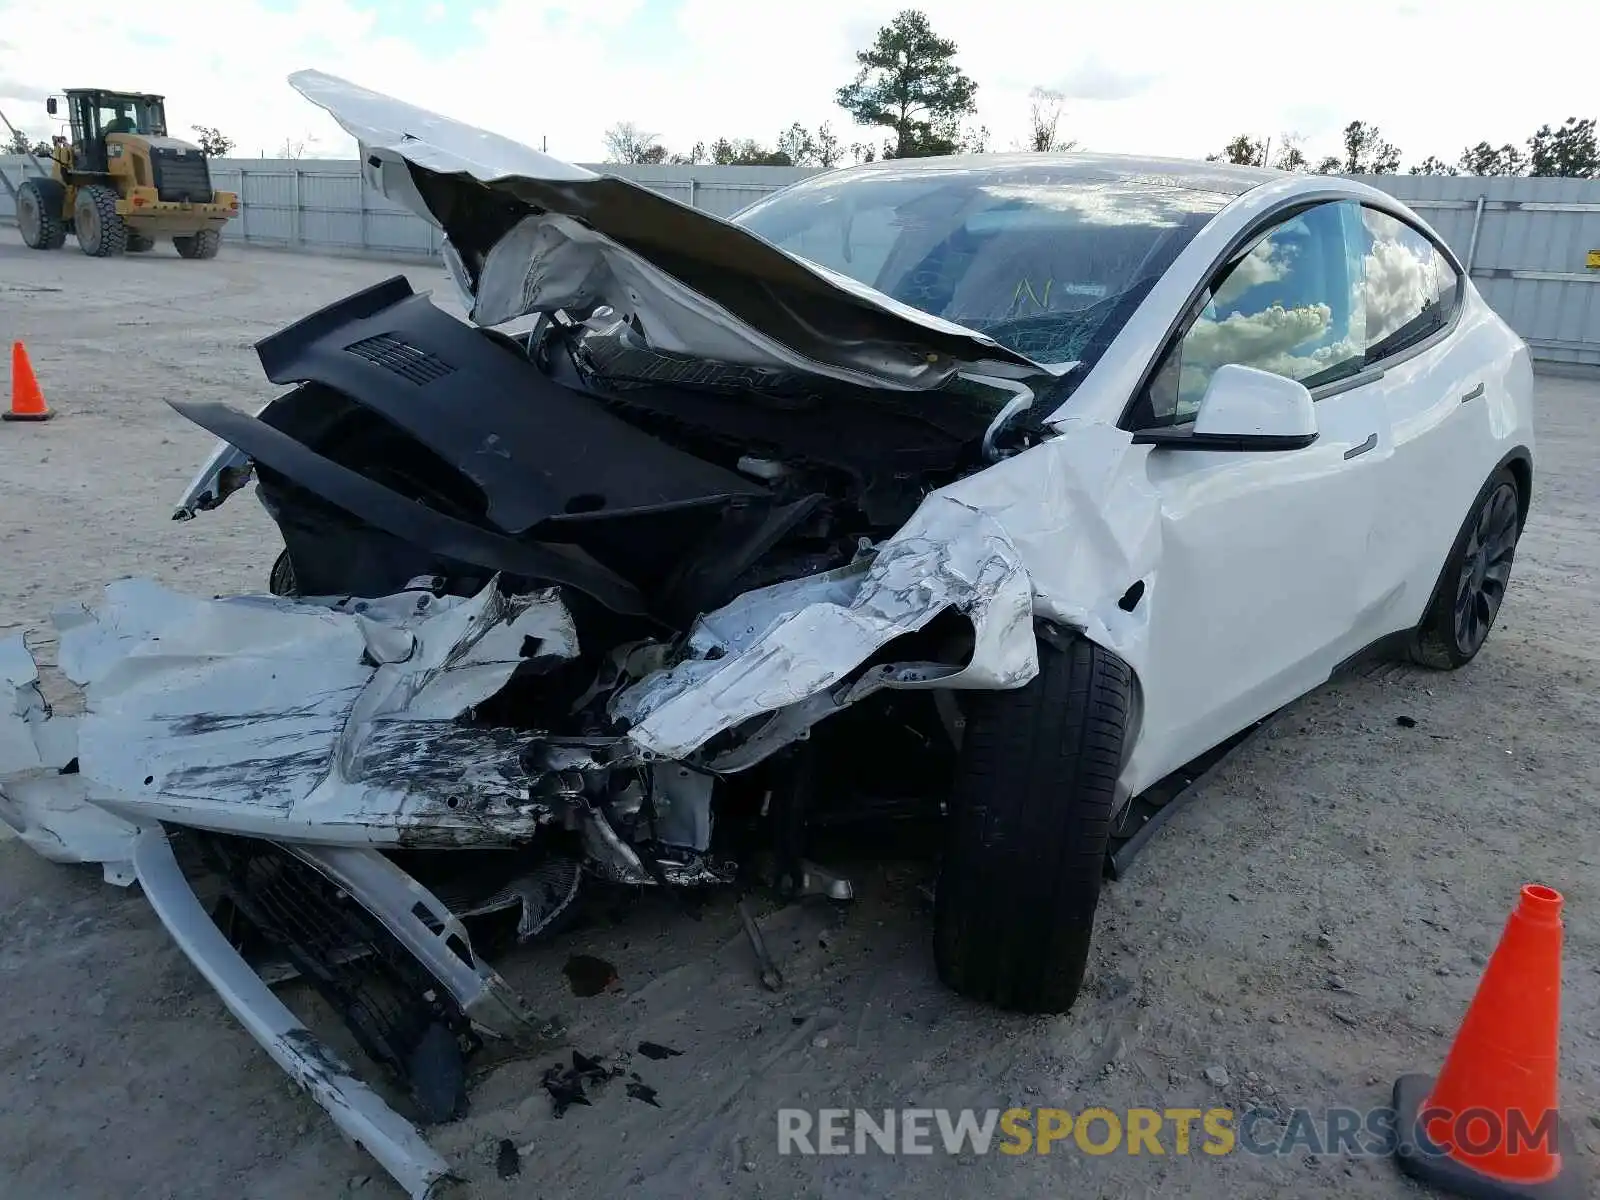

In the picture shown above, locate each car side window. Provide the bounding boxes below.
[1137,200,1368,428]
[1357,206,1462,364]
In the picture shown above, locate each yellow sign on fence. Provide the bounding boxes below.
[1587,249,1600,270]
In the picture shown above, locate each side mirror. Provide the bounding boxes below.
[1132,364,1319,451]
[46,97,58,116]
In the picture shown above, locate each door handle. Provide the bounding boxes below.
[1344,432,1378,460]
[1460,382,1485,404]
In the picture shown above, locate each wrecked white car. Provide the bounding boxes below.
[2,70,1535,1198]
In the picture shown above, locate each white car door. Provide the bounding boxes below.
[1351,205,1505,629]
[1120,199,1396,791]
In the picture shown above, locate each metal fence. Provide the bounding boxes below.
[4,154,1596,367]
[1351,174,1600,370]
[0,154,815,260]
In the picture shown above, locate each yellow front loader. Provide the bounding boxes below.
[5,88,238,258]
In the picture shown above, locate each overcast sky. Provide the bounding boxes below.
[2,0,1596,167]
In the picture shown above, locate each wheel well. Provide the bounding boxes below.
[1504,452,1532,531]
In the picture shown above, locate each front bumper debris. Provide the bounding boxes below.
[132,826,464,1200]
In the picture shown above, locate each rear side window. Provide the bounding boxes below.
[1357,206,1462,363]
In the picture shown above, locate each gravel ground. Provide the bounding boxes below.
[1,241,1596,1200]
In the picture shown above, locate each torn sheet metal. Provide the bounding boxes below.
[6,426,1162,855]
[611,493,1039,762]
[607,419,1162,770]
[0,634,142,878]
[934,419,1163,657]
[131,826,458,1200]
[286,69,1055,392]
[25,577,578,847]
[1,634,77,771]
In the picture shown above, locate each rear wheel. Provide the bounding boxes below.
[174,228,222,259]
[934,629,1132,1014]
[75,184,128,256]
[126,232,156,252]
[1410,467,1523,670]
[17,179,67,250]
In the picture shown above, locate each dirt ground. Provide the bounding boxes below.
[1,241,1596,1200]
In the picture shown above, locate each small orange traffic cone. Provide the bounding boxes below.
[1392,884,1583,1199]
[4,341,53,422]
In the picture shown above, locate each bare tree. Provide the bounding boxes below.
[814,122,844,167]
[1025,86,1075,152]
[775,122,818,166]
[277,136,307,160]
[602,121,665,165]
[1272,133,1308,172]
[191,126,235,157]
[1338,120,1401,174]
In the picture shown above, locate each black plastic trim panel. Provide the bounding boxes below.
[251,276,767,536]
[171,398,648,616]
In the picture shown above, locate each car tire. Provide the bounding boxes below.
[174,229,222,259]
[17,178,68,250]
[74,184,128,256]
[1410,466,1523,671]
[933,628,1132,1015]
[268,548,298,597]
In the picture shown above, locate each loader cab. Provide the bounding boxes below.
[50,89,168,175]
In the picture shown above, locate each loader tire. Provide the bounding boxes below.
[18,179,67,250]
[174,229,221,260]
[75,184,127,256]
[933,629,1132,1015]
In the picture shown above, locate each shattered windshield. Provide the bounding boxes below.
[732,160,1234,367]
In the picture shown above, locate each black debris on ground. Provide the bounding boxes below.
[495,1138,520,1179]
[637,1041,682,1060]
[626,1080,661,1107]
[1396,715,1418,728]
[562,954,620,997]
[541,1050,628,1117]
[541,1063,592,1118]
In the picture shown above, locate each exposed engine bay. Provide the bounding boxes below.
[165,271,1045,890]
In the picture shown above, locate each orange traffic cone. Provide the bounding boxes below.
[5,341,53,422]
[1392,884,1583,1199]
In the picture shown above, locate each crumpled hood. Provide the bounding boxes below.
[288,69,1056,393]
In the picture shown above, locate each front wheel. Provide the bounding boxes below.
[268,548,298,596]
[934,630,1132,1014]
[74,184,128,256]
[1410,467,1523,670]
